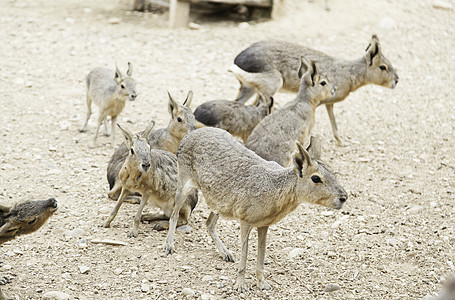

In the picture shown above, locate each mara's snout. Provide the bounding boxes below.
[47,197,59,211]
[129,93,137,101]
[331,86,337,97]
[391,76,399,89]
[334,193,348,209]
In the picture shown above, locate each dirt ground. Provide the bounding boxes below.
[1,0,454,299]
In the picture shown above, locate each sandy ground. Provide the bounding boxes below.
[0,0,454,299]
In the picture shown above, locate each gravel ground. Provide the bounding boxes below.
[0,0,454,299]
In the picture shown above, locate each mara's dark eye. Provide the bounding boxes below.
[177,117,182,122]
[320,81,326,86]
[121,84,125,89]
[28,218,37,225]
[379,65,387,71]
[311,175,322,183]
[130,148,135,155]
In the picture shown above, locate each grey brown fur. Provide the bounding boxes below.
[107,91,195,201]
[194,92,274,142]
[79,62,137,148]
[0,198,58,300]
[103,122,197,237]
[245,58,335,167]
[432,277,455,300]
[230,35,399,145]
[164,127,347,292]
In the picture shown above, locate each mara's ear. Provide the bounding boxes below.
[117,123,134,148]
[126,62,133,77]
[310,61,318,84]
[183,90,193,108]
[141,120,155,139]
[298,56,310,79]
[0,204,11,213]
[299,57,314,86]
[365,34,382,66]
[0,222,13,236]
[268,96,274,113]
[292,141,313,178]
[114,63,122,84]
[306,136,321,160]
[167,91,178,117]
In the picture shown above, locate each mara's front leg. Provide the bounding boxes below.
[234,222,252,292]
[103,188,129,228]
[128,192,150,238]
[256,226,271,290]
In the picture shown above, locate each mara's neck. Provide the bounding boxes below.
[346,57,369,92]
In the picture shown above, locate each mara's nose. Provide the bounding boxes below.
[331,86,337,96]
[130,94,137,101]
[141,162,150,171]
[339,196,347,203]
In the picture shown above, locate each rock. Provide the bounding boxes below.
[113,268,123,275]
[182,287,195,297]
[3,264,12,270]
[201,293,215,300]
[238,22,249,29]
[42,291,71,300]
[108,17,121,24]
[79,265,90,274]
[177,225,192,233]
[387,238,399,247]
[288,248,305,259]
[327,251,336,258]
[25,81,33,88]
[202,275,213,282]
[321,211,334,216]
[63,228,85,237]
[433,0,453,10]
[188,22,201,30]
[141,283,150,292]
[98,206,112,214]
[323,283,341,292]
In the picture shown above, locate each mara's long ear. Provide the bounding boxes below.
[292,141,313,178]
[141,120,155,139]
[268,96,274,113]
[167,91,178,117]
[298,56,310,79]
[183,90,193,108]
[126,62,133,77]
[117,123,134,149]
[365,34,382,66]
[114,63,122,84]
[310,61,318,85]
[298,56,314,86]
[306,136,321,160]
[0,204,11,213]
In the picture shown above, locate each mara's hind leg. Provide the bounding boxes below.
[325,103,344,146]
[234,222,253,292]
[79,94,92,132]
[256,226,271,290]
[103,117,110,136]
[110,116,117,147]
[163,179,195,255]
[90,111,107,148]
[206,211,234,262]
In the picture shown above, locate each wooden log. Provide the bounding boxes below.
[169,0,191,28]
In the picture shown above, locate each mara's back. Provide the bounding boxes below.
[178,128,295,222]
[245,100,312,166]
[235,40,342,91]
[86,67,116,102]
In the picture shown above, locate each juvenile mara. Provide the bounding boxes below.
[103,122,197,236]
[79,62,137,148]
[194,92,274,142]
[107,91,195,202]
[164,127,347,292]
[230,35,399,145]
[246,57,335,167]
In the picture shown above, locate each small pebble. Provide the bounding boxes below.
[108,17,121,24]
[113,268,123,275]
[323,283,341,292]
[42,291,71,300]
[288,248,305,259]
[182,287,195,297]
[79,265,90,274]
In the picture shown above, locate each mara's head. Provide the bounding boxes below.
[118,122,154,174]
[0,198,58,242]
[292,137,347,209]
[167,90,197,140]
[363,35,399,89]
[298,57,336,104]
[114,62,137,101]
